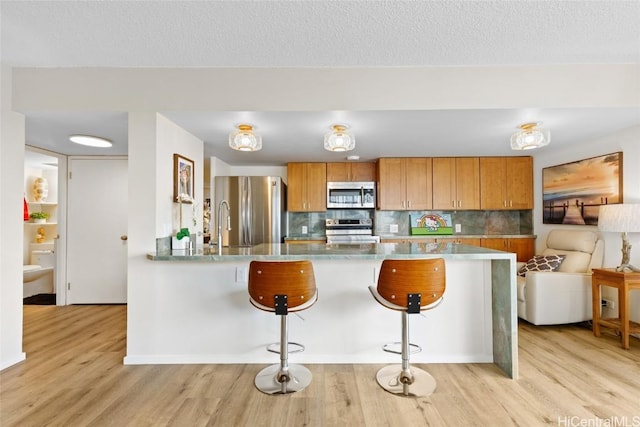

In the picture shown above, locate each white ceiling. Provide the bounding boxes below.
[3,1,640,165]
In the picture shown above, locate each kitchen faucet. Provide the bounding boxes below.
[217,200,231,255]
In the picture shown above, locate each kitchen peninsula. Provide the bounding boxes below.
[138,242,517,378]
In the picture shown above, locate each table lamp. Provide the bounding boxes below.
[598,204,640,272]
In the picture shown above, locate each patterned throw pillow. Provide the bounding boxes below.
[517,255,566,277]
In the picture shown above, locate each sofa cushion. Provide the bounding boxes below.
[546,230,597,254]
[542,248,592,273]
[518,255,566,277]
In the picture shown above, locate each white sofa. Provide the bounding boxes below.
[517,229,604,325]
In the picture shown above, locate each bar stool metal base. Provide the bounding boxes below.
[254,363,312,395]
[375,364,436,397]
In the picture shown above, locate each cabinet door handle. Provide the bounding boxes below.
[408,200,411,208]
[121,235,128,241]
[509,200,513,207]
[401,201,405,208]
[457,200,461,208]
[452,201,455,208]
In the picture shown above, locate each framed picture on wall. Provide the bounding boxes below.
[542,152,623,225]
[173,153,194,204]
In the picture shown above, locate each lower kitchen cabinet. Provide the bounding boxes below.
[481,237,535,262]
[285,238,327,244]
[437,238,482,246]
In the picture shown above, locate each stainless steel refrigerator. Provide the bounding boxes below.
[214,176,287,247]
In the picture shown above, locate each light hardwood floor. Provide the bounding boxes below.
[1,305,639,426]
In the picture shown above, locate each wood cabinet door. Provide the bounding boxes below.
[287,163,326,211]
[506,157,533,209]
[509,237,535,262]
[480,157,507,209]
[327,162,376,182]
[432,157,456,209]
[482,237,535,262]
[377,158,406,210]
[481,238,508,252]
[287,163,306,212]
[459,238,481,246]
[405,157,432,210]
[305,163,327,211]
[481,157,533,210]
[326,163,349,182]
[350,162,376,181]
[456,157,480,209]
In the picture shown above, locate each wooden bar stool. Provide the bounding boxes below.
[369,258,446,397]
[248,260,318,394]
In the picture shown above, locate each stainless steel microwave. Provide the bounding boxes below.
[326,182,375,209]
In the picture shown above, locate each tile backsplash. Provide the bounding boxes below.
[375,210,532,236]
[288,209,532,237]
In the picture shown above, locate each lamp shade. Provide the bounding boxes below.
[324,124,355,152]
[510,122,550,150]
[229,124,262,152]
[598,204,640,232]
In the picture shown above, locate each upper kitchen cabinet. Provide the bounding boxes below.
[480,157,533,210]
[432,157,480,210]
[326,162,376,182]
[377,157,432,210]
[287,162,327,212]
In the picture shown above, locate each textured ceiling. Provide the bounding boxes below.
[3,1,639,67]
[3,1,640,164]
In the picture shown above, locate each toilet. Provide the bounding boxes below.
[30,249,56,269]
[23,249,56,298]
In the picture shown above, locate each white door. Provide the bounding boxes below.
[67,158,128,304]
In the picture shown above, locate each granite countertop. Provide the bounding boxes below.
[377,234,537,239]
[285,234,536,241]
[148,242,515,262]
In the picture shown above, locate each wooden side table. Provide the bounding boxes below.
[591,268,640,349]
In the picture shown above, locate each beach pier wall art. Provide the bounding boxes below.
[542,152,622,225]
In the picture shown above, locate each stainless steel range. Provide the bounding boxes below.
[325,218,380,244]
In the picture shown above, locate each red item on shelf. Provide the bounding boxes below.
[24,197,29,221]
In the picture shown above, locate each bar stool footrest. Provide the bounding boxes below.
[266,341,305,354]
[382,342,422,355]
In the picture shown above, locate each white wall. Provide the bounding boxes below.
[1,64,26,369]
[126,113,203,357]
[156,114,204,242]
[532,125,640,323]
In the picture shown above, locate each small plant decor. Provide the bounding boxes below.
[29,212,49,220]
[176,227,190,240]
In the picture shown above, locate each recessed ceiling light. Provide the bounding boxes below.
[346,155,360,161]
[69,134,113,148]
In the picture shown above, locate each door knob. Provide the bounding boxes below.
[120,235,128,241]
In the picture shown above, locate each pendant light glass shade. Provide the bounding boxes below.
[510,122,550,150]
[324,124,355,152]
[229,124,262,151]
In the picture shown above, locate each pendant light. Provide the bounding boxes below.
[229,124,262,152]
[510,122,550,150]
[324,124,355,152]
